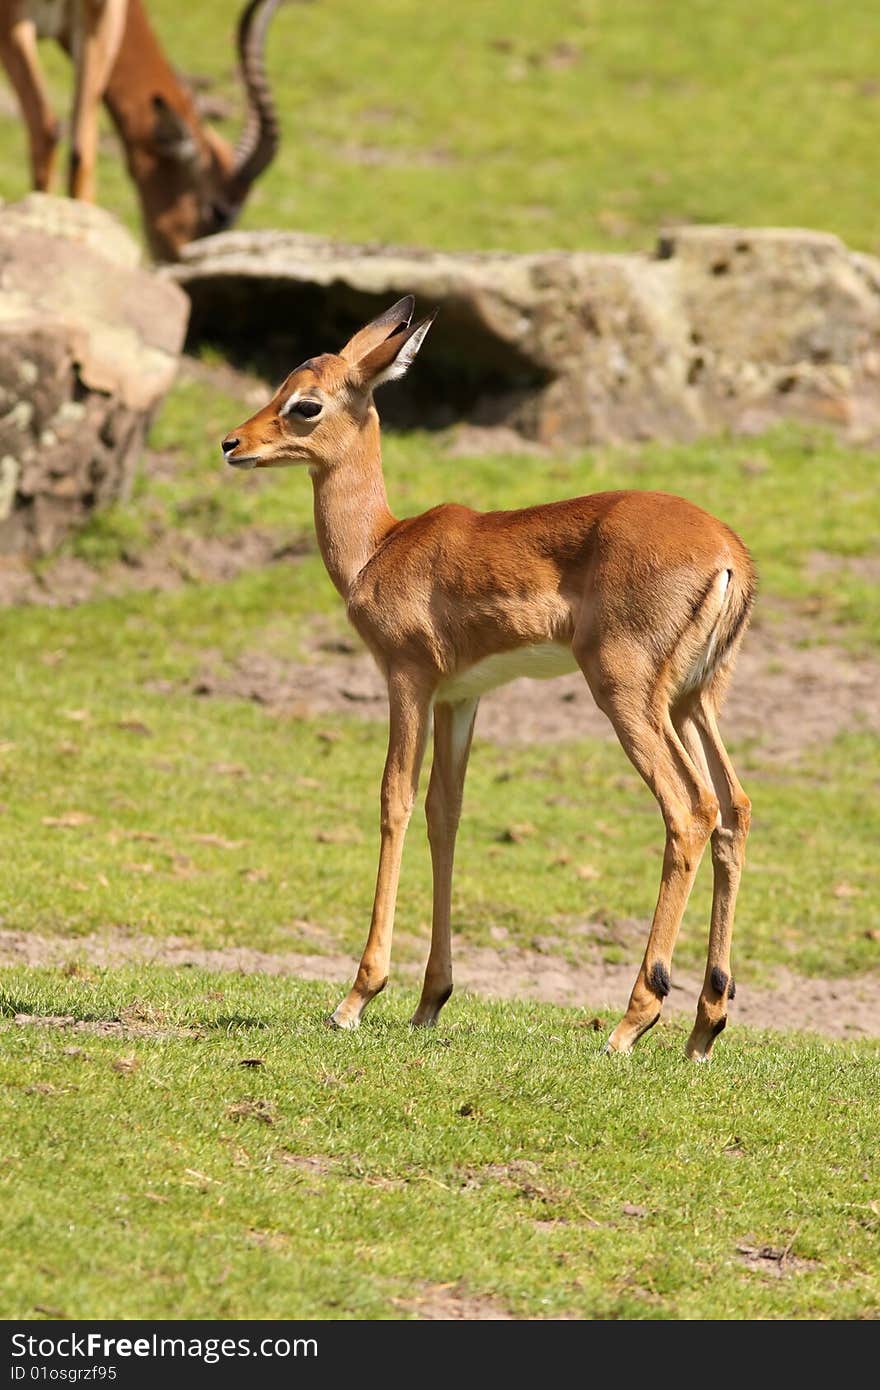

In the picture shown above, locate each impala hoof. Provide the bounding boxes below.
[327,1006,360,1031]
[686,1014,726,1060]
[409,1010,438,1029]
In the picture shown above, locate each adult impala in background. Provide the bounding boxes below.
[0,0,284,259]
[221,299,755,1061]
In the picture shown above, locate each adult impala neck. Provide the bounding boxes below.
[310,411,396,600]
[101,1,194,153]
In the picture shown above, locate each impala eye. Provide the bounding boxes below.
[209,201,235,231]
[290,399,322,419]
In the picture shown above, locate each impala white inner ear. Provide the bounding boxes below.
[370,318,433,388]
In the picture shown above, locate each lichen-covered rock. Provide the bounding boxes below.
[170,224,880,446]
[0,195,189,556]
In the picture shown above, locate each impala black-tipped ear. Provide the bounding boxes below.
[339,296,416,363]
[354,311,437,389]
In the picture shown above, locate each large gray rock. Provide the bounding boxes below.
[0,195,189,556]
[170,225,880,445]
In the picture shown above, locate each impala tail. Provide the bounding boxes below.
[678,554,756,699]
[712,561,756,671]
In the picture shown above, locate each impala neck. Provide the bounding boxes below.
[310,409,396,601]
[100,1,195,151]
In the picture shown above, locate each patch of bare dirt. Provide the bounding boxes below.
[806,550,880,585]
[477,1160,541,1184]
[392,1285,516,1320]
[458,1159,556,1197]
[0,928,354,982]
[10,1011,199,1040]
[190,609,880,759]
[2,929,878,1041]
[279,1152,336,1175]
[0,529,304,608]
[226,1098,275,1125]
[736,1242,820,1277]
[393,1283,576,1320]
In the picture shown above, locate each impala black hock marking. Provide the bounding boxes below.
[649,962,671,999]
[710,966,729,996]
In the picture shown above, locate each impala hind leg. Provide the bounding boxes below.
[329,671,432,1030]
[411,697,478,1027]
[0,18,60,190]
[675,694,750,1061]
[580,650,719,1054]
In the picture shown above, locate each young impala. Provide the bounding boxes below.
[222,299,754,1060]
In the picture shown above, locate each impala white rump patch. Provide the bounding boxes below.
[679,570,732,695]
[437,643,578,703]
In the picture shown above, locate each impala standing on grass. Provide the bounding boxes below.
[0,0,284,259]
[221,299,754,1061]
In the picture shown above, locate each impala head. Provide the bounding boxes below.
[221,297,436,469]
[143,0,284,259]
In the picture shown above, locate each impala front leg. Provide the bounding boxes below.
[329,670,433,1030]
[68,0,127,201]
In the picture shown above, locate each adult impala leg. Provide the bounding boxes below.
[0,18,60,190]
[411,697,479,1027]
[329,669,432,1030]
[581,650,719,1054]
[681,695,750,1060]
[68,0,127,200]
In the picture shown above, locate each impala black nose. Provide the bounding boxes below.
[221,437,239,458]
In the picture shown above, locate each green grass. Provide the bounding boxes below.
[2,1,880,256]
[1,967,878,1320]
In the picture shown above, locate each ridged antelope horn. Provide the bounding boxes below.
[230,0,285,195]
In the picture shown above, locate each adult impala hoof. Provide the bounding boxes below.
[327,1006,360,1031]
[409,1009,438,1029]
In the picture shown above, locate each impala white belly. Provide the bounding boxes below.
[436,642,578,704]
